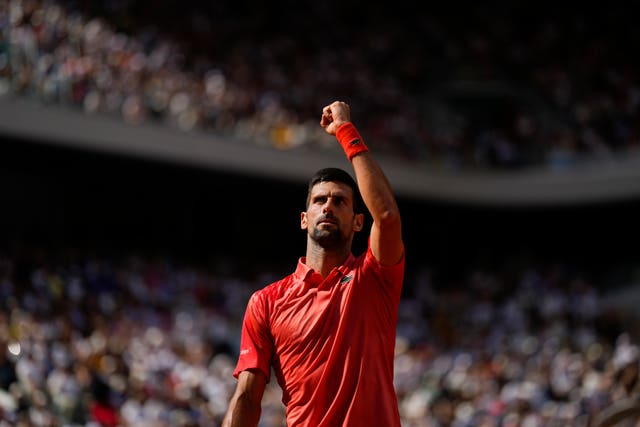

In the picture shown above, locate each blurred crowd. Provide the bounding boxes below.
[1,0,640,170]
[0,248,638,426]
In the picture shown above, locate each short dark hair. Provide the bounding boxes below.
[306,168,364,214]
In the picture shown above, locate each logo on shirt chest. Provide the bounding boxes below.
[339,275,353,285]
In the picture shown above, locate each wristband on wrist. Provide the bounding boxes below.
[336,122,369,161]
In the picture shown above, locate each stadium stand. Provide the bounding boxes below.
[2,0,640,170]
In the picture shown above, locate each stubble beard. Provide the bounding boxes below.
[310,226,347,251]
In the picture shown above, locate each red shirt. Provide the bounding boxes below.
[234,245,404,426]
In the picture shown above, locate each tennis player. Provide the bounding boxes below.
[223,100,405,426]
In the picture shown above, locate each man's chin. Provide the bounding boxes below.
[311,231,343,249]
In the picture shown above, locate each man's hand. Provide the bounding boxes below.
[320,101,351,135]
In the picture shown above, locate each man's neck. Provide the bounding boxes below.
[305,242,352,278]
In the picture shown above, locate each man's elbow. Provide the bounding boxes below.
[377,208,401,229]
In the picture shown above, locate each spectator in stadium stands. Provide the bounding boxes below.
[223,101,405,426]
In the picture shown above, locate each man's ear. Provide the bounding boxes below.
[353,213,364,232]
[301,211,308,230]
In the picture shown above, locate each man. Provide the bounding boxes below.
[223,100,404,426]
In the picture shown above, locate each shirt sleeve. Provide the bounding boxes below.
[233,291,273,382]
[364,245,404,286]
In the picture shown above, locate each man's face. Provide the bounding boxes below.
[301,181,363,249]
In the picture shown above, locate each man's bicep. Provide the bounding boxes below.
[236,369,267,401]
[369,219,403,266]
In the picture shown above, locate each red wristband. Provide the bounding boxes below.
[336,122,369,161]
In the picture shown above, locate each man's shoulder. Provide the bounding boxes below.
[252,272,296,302]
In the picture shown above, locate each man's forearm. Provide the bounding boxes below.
[351,151,400,226]
[222,392,262,427]
[351,149,403,266]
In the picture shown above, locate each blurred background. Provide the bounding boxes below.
[1,0,640,426]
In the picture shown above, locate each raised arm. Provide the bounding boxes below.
[320,101,403,265]
[222,369,266,427]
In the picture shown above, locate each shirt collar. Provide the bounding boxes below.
[294,254,356,281]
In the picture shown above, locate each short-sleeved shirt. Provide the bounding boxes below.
[234,244,404,426]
